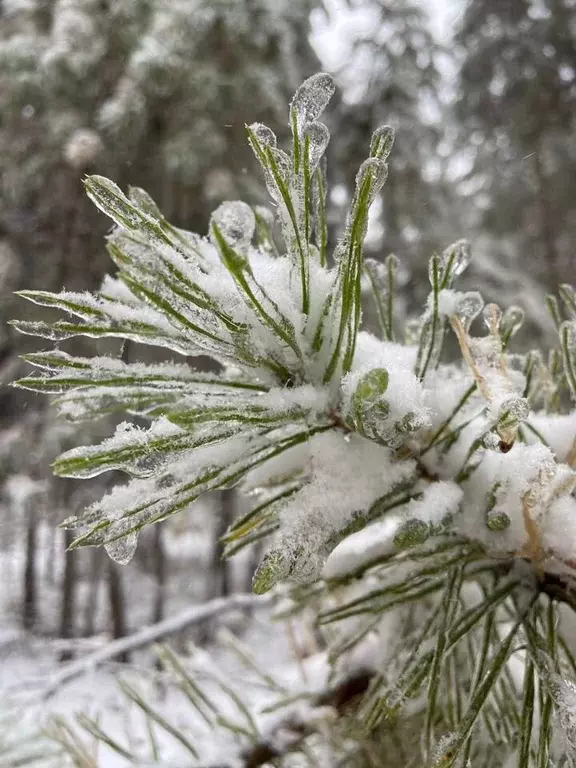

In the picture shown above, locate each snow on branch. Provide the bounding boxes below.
[41,593,271,700]
[12,68,576,766]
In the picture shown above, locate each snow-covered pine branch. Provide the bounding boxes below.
[13,73,576,766]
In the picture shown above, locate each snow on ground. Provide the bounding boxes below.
[0,496,324,766]
[0,609,326,766]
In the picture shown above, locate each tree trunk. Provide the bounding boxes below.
[82,547,103,637]
[44,524,58,587]
[58,530,77,661]
[151,524,166,625]
[107,560,129,663]
[533,141,559,288]
[212,489,235,599]
[22,500,38,631]
[196,490,236,645]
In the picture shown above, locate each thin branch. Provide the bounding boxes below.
[41,593,271,700]
[240,669,373,768]
[539,572,576,614]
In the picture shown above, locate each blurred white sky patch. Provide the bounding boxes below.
[310,0,465,73]
[310,0,467,242]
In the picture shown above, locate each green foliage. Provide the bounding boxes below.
[12,72,576,767]
[455,0,576,291]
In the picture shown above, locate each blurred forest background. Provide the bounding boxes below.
[0,0,575,759]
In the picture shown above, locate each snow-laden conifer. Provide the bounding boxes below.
[13,74,576,766]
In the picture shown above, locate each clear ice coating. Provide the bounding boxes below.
[455,291,484,329]
[441,238,471,279]
[354,158,389,204]
[209,200,256,252]
[254,205,275,228]
[105,532,138,565]
[302,121,330,173]
[482,431,501,450]
[249,122,277,149]
[500,305,525,337]
[562,319,576,348]
[482,302,502,330]
[290,72,335,133]
[370,125,395,161]
[486,508,511,531]
[128,185,162,218]
[498,395,530,423]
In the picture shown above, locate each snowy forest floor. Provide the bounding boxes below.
[1,614,326,767]
[0,513,326,767]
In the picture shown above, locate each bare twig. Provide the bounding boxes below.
[41,593,272,700]
[241,669,373,768]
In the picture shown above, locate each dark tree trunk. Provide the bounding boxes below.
[151,524,166,625]
[58,530,77,661]
[533,142,560,288]
[212,489,235,599]
[22,500,38,631]
[44,524,58,587]
[83,547,103,637]
[107,560,129,663]
[195,490,236,646]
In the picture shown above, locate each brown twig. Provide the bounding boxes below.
[241,669,373,768]
[451,315,491,403]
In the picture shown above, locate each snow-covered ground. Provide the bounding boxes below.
[0,502,325,767]
[1,605,330,767]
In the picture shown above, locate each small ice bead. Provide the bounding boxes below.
[249,122,277,148]
[500,305,524,338]
[370,125,395,161]
[302,121,330,172]
[209,201,256,252]
[290,72,335,130]
[483,302,502,331]
[498,395,529,424]
[483,431,500,450]
[354,158,389,203]
[441,238,471,278]
[487,509,511,531]
[105,532,138,565]
[455,291,484,329]
[354,368,389,403]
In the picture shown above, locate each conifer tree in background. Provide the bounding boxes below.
[327,0,454,306]
[13,72,576,767]
[0,0,319,366]
[455,0,576,291]
[0,0,321,640]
